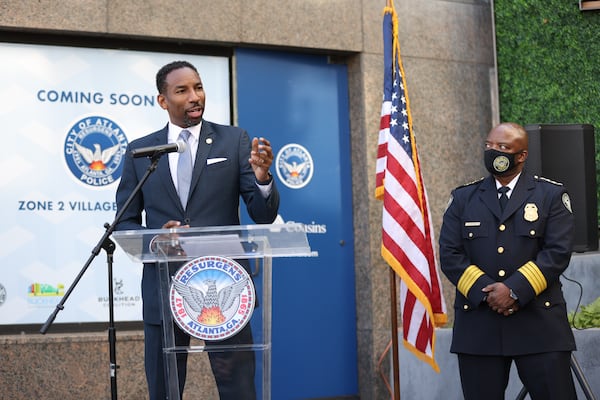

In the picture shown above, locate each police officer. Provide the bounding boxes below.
[439,122,577,400]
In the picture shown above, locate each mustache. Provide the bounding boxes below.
[186,102,204,111]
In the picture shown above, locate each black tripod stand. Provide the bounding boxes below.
[40,151,167,400]
[515,353,596,400]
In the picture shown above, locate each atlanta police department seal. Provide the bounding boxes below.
[170,256,255,341]
[492,154,510,173]
[64,115,128,187]
[275,143,314,189]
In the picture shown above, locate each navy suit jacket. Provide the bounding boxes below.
[115,120,280,324]
[439,171,576,356]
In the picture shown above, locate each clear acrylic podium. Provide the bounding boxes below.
[112,223,315,400]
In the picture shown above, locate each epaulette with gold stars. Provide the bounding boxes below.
[447,178,485,211]
[534,175,563,186]
[456,177,484,189]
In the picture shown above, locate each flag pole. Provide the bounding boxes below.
[386,1,400,398]
[390,269,401,399]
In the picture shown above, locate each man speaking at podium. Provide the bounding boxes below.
[115,60,280,399]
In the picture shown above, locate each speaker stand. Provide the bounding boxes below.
[515,354,596,400]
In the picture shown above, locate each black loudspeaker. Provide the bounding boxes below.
[525,124,598,252]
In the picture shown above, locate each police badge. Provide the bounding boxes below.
[524,203,538,222]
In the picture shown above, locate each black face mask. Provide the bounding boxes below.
[484,149,520,176]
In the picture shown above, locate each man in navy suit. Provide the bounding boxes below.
[439,122,577,399]
[115,60,279,400]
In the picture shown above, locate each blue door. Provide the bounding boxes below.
[236,48,358,399]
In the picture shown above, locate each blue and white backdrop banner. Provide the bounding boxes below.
[0,42,230,325]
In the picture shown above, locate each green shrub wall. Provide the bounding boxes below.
[494,1,600,221]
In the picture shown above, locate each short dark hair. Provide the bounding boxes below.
[155,61,198,94]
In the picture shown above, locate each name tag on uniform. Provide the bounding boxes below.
[464,221,481,227]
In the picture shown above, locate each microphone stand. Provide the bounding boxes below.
[40,150,167,400]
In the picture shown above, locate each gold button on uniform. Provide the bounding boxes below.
[498,246,504,254]
[545,302,551,307]
[499,224,506,231]
[498,270,506,277]
[468,232,474,238]
[530,230,536,236]
[463,304,469,310]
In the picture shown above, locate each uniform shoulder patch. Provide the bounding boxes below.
[562,193,573,213]
[444,194,454,213]
[534,175,563,186]
[456,177,484,189]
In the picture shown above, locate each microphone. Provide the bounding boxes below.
[131,140,187,158]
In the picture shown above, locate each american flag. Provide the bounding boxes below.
[375,3,447,372]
